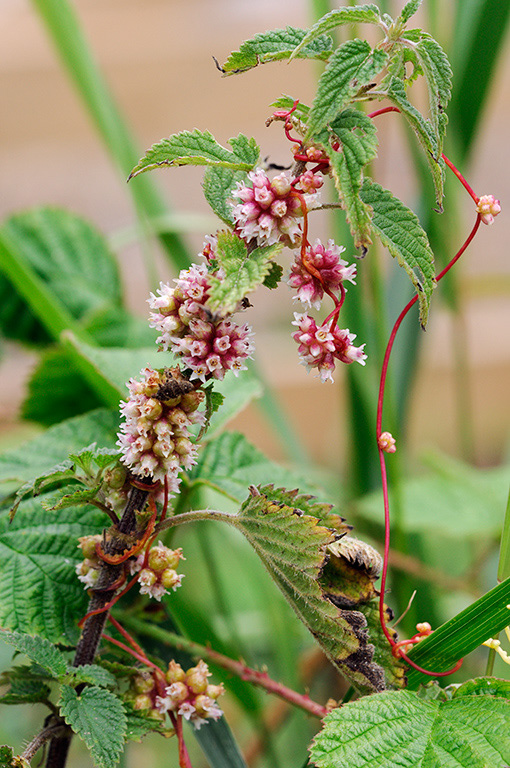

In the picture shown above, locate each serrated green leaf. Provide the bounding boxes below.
[64,664,116,689]
[453,677,510,700]
[208,231,281,312]
[221,27,333,75]
[42,483,102,512]
[129,130,259,179]
[406,576,510,689]
[0,494,105,643]
[123,704,168,742]
[189,432,321,502]
[0,409,120,493]
[10,460,75,518]
[59,685,126,768]
[310,688,510,768]
[319,109,378,250]
[359,178,435,326]
[230,486,388,693]
[262,261,283,289]
[0,677,51,705]
[70,446,120,472]
[0,746,15,768]
[203,167,248,226]
[290,6,382,62]
[385,77,444,208]
[307,41,388,138]
[0,208,122,346]
[0,630,68,678]
[399,0,422,23]
[415,34,452,148]
[354,453,510,538]
[271,95,310,123]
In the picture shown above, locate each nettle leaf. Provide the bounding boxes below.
[359,179,435,326]
[203,166,248,226]
[189,432,321,502]
[59,685,126,768]
[290,5,382,61]
[0,675,51,705]
[0,208,122,346]
[310,687,510,768]
[399,0,422,23]
[0,493,105,643]
[320,109,379,251]
[221,26,333,75]
[129,130,259,179]
[41,484,102,513]
[64,664,116,689]
[385,77,445,208]
[0,630,68,678]
[124,703,168,742]
[454,677,510,700]
[207,231,282,313]
[0,409,120,496]
[10,461,75,518]
[415,34,452,148]
[306,41,388,139]
[230,486,390,693]
[262,261,283,289]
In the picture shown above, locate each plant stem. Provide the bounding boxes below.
[22,723,67,763]
[121,614,329,719]
[44,483,150,768]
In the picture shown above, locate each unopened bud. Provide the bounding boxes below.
[180,391,204,412]
[194,694,215,717]
[77,535,101,560]
[148,544,183,573]
[166,681,189,703]
[206,683,225,700]
[186,661,210,694]
[378,431,396,453]
[476,194,501,225]
[166,660,186,684]
[104,466,127,490]
[416,622,432,635]
[133,673,155,694]
[134,694,153,711]
[160,568,183,590]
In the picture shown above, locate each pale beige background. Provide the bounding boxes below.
[1,0,509,465]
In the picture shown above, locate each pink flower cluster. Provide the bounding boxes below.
[117,367,204,486]
[292,313,367,382]
[148,262,254,383]
[230,169,319,247]
[287,239,357,310]
[154,660,224,729]
[130,541,185,601]
[476,194,501,225]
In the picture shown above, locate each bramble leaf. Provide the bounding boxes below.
[129,130,259,179]
[229,486,391,693]
[0,493,105,643]
[385,77,445,208]
[310,686,510,768]
[207,231,282,313]
[306,41,388,138]
[221,27,333,75]
[0,208,122,346]
[359,179,435,326]
[319,109,378,250]
[0,630,68,678]
[59,685,126,768]
[290,5,382,61]
[203,166,248,226]
[415,33,452,148]
[399,0,422,23]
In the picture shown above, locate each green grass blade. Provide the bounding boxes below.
[30,0,190,270]
[450,0,510,159]
[497,489,510,583]
[406,576,510,688]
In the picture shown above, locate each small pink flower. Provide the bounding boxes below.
[378,431,396,453]
[292,313,366,382]
[476,194,501,225]
[287,239,356,309]
[231,169,318,247]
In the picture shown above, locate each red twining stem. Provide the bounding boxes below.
[377,216,481,675]
[95,498,158,565]
[171,713,194,768]
[77,570,137,628]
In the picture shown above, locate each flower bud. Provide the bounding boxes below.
[104,466,127,490]
[148,544,182,573]
[194,694,215,717]
[166,660,186,684]
[166,681,189,703]
[186,661,210,694]
[133,673,155,694]
[77,535,101,560]
[134,694,153,711]
[160,568,183,591]
[206,683,225,700]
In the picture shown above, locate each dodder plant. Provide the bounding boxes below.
[0,2,509,767]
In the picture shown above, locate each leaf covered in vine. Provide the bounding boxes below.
[129,131,259,179]
[221,27,333,75]
[230,485,392,693]
[359,179,436,326]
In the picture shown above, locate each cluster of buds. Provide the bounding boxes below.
[75,534,103,589]
[378,431,396,454]
[230,169,319,247]
[154,660,225,729]
[287,238,357,310]
[476,194,501,225]
[148,261,254,383]
[117,366,204,486]
[292,313,366,382]
[130,541,185,601]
